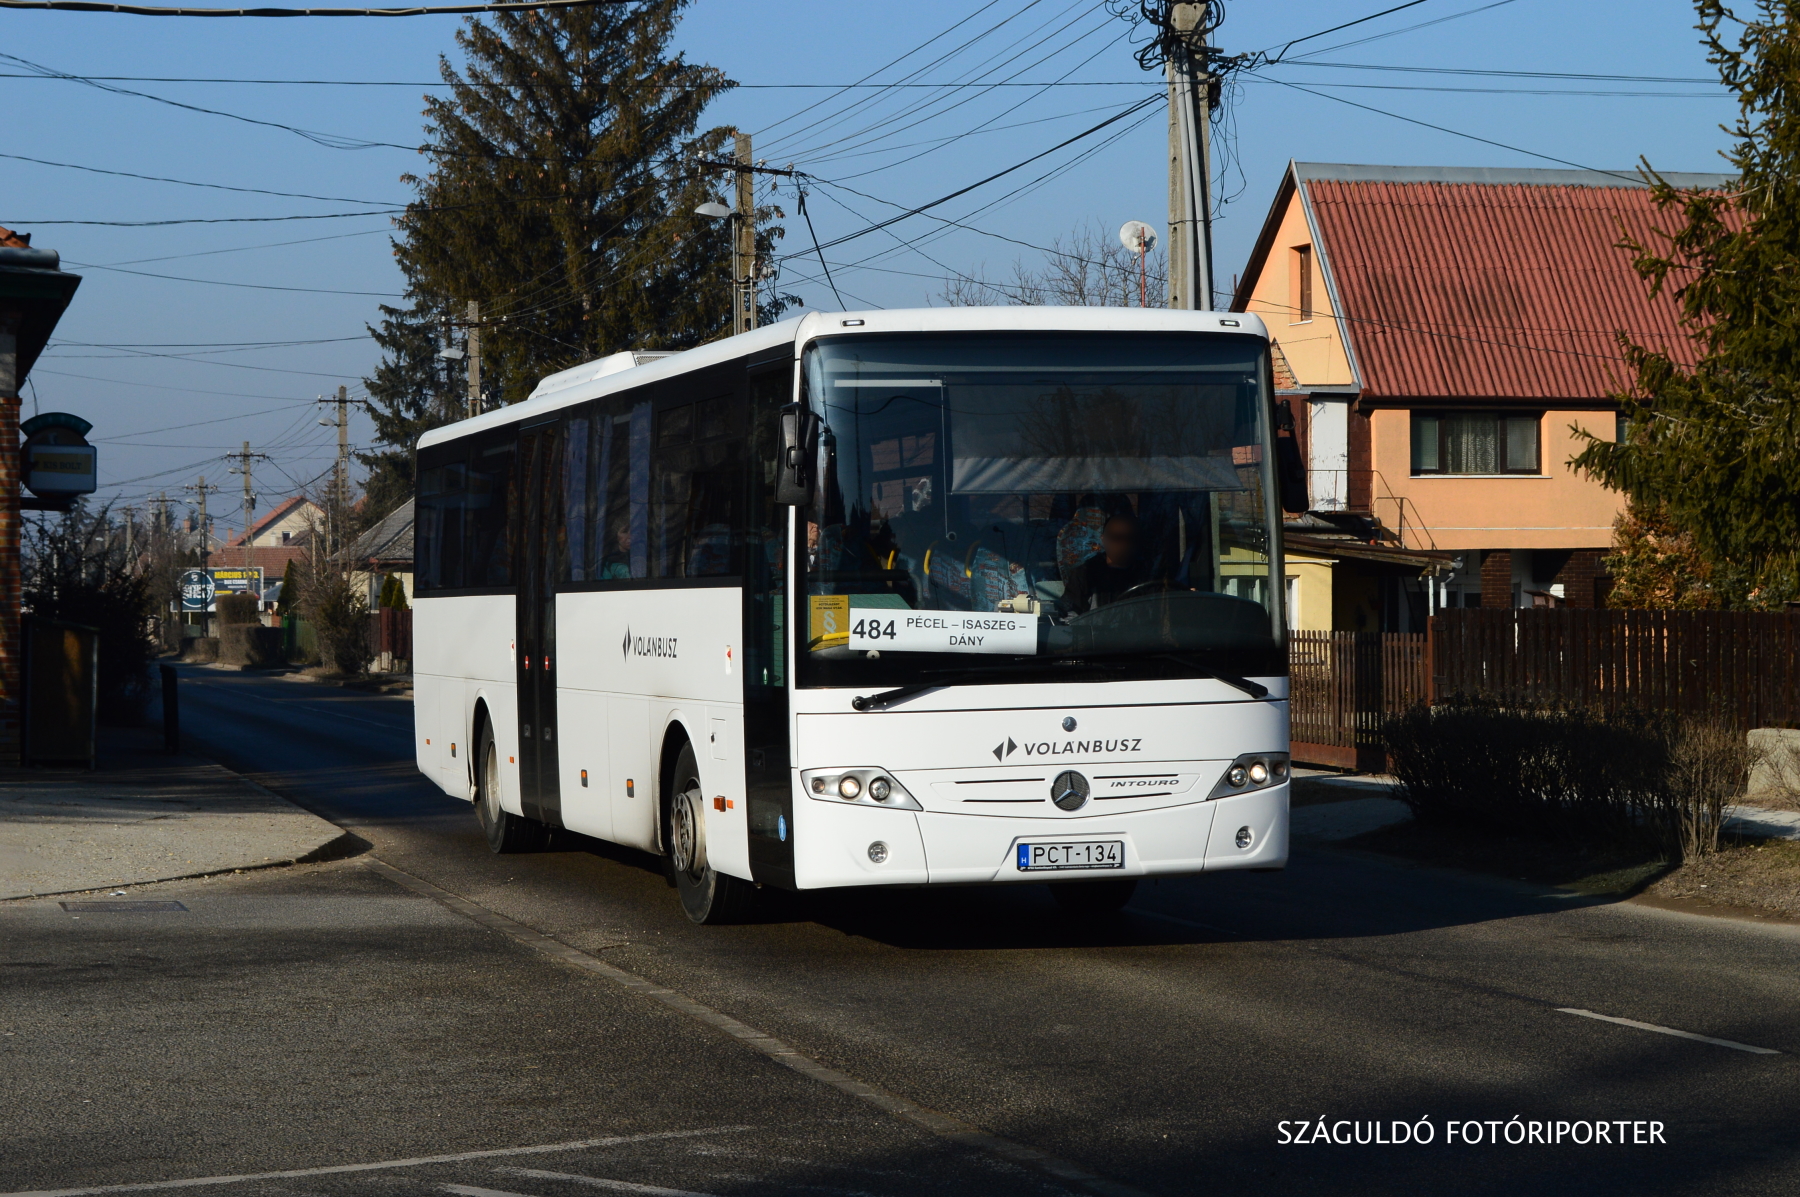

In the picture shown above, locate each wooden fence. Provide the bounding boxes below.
[1286,610,1800,769]
[1429,608,1800,729]
[367,607,413,673]
[1289,631,1428,770]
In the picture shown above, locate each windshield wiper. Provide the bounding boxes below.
[850,662,1038,711]
[1140,653,1269,698]
[851,683,936,712]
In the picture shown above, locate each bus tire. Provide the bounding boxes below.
[1049,878,1137,918]
[475,720,545,854]
[667,741,756,925]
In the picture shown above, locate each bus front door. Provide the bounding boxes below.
[514,420,562,827]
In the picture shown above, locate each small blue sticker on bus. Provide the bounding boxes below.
[1017,844,1030,869]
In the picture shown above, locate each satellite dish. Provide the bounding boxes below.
[1119,220,1156,253]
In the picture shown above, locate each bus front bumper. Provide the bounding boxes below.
[789,783,1288,889]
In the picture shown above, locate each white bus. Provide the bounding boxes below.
[414,307,1301,923]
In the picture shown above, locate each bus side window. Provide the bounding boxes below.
[594,403,651,580]
[746,365,791,689]
[565,413,590,581]
[467,439,515,587]
[653,395,742,578]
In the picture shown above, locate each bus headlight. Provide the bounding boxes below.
[1207,753,1290,801]
[801,769,922,811]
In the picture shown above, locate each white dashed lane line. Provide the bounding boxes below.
[0,1130,749,1197]
[1557,1008,1782,1055]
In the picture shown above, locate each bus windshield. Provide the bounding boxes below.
[799,331,1283,689]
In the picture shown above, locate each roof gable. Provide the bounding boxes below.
[1234,162,1734,404]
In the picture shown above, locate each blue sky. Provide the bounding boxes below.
[2,0,1737,527]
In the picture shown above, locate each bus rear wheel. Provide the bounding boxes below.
[475,722,545,853]
[1049,878,1137,918]
[667,741,756,925]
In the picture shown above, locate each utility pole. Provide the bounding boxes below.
[1165,2,1216,311]
[318,386,349,512]
[183,476,219,566]
[122,506,137,564]
[466,299,482,418]
[228,443,268,570]
[733,132,757,336]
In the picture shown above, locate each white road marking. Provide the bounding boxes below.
[363,858,1152,1197]
[1557,1007,1782,1055]
[499,1167,724,1195]
[0,1128,750,1197]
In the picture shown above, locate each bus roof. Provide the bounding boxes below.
[418,307,1270,450]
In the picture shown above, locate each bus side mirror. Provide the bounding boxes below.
[1274,399,1309,514]
[775,402,820,506]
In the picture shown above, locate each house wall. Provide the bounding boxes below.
[1239,190,1357,390]
[247,502,321,548]
[1365,408,1622,552]
[1284,555,1336,632]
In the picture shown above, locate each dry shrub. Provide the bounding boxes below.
[1384,697,1758,861]
[306,573,372,676]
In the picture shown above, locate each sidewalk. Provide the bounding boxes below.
[1288,772,1800,845]
[0,723,347,900]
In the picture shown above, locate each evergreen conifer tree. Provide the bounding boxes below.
[360,298,459,518]
[384,0,781,408]
[1573,1,1800,607]
[276,557,300,617]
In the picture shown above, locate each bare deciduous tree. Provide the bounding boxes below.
[938,222,1170,308]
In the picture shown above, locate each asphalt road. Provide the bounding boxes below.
[4,664,1798,1196]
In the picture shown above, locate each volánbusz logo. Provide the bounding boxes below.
[992,736,1143,761]
[622,627,678,659]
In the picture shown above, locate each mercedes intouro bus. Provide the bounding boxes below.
[413,307,1300,922]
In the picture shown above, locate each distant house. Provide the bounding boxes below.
[348,498,414,607]
[220,495,325,585]
[1233,162,1730,630]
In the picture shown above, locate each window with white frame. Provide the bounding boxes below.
[1411,411,1541,475]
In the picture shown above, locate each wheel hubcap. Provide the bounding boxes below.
[672,782,706,880]
[484,745,501,823]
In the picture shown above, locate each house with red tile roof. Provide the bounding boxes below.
[220,494,324,582]
[1232,161,1731,630]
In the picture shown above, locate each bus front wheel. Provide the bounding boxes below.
[667,741,756,925]
[475,722,545,853]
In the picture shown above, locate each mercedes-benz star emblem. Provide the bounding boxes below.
[1062,716,1077,732]
[1051,769,1090,812]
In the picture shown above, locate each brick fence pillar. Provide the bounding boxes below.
[0,311,21,765]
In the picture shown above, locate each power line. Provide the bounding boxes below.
[790,94,1162,258]
[1262,0,1432,62]
[0,72,1171,87]
[0,150,398,203]
[1261,77,1642,182]
[1278,60,1718,85]
[61,258,405,295]
[1284,0,1522,62]
[1248,79,1727,99]
[0,0,625,15]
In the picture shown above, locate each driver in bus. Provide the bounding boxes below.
[1061,512,1150,613]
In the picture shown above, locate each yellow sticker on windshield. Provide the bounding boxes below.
[808,595,849,651]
